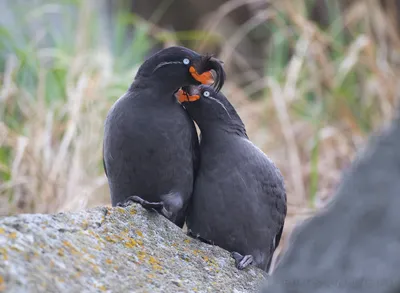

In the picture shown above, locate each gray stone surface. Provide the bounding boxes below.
[262,114,400,293]
[0,205,266,293]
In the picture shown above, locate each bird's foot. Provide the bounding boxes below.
[187,230,215,245]
[231,251,254,270]
[117,195,164,211]
[116,198,135,208]
[117,196,174,221]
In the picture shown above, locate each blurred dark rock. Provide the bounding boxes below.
[261,112,400,293]
[0,205,266,293]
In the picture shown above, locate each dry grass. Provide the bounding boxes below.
[0,0,143,214]
[217,0,400,261]
[1,0,400,267]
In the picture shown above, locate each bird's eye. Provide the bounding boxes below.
[203,91,210,97]
[183,58,190,65]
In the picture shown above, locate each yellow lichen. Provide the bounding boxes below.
[184,239,190,244]
[0,275,5,291]
[81,220,89,229]
[8,232,17,239]
[10,246,20,252]
[92,265,100,274]
[98,285,107,291]
[130,208,137,215]
[152,264,162,270]
[105,235,117,243]
[74,272,82,278]
[71,249,81,256]
[116,207,126,213]
[124,238,138,248]
[57,248,64,257]
[148,256,159,265]
[138,251,146,262]
[62,241,80,255]
[0,228,5,234]
[135,230,143,237]
[147,274,154,279]
[88,230,97,237]
[149,256,162,270]
[105,259,112,264]
[202,256,209,262]
[0,248,7,261]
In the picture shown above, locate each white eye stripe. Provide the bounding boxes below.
[203,91,210,97]
[183,58,190,65]
[152,61,185,73]
[208,96,231,119]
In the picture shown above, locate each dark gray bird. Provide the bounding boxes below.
[103,46,225,228]
[176,85,287,272]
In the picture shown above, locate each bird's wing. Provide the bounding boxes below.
[248,141,287,246]
[191,123,200,177]
[102,143,108,177]
[274,224,284,250]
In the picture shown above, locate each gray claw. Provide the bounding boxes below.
[161,207,173,219]
[120,195,164,211]
[231,251,254,270]
[116,198,135,208]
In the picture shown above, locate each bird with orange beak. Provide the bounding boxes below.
[176,85,287,272]
[103,46,225,228]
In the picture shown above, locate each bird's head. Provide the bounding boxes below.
[175,85,246,137]
[134,46,225,93]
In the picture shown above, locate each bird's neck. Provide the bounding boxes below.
[130,75,181,96]
[199,122,248,141]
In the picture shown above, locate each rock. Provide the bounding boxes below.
[0,206,266,293]
[262,114,400,293]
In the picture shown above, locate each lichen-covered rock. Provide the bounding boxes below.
[0,205,266,293]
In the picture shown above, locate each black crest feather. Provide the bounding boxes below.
[196,54,226,92]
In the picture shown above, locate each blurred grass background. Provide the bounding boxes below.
[1,0,400,264]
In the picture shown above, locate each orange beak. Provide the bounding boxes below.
[175,89,200,103]
[189,66,214,85]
